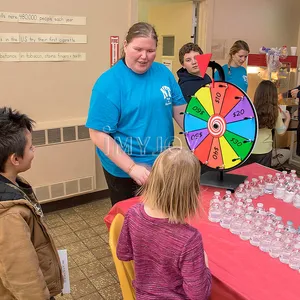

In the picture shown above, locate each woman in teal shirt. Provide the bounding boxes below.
[215,40,250,93]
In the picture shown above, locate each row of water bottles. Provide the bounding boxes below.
[234,170,300,208]
[208,191,300,272]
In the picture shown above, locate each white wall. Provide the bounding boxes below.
[210,0,300,64]
[138,0,191,22]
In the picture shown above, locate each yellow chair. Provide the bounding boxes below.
[109,213,136,300]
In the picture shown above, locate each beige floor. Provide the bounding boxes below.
[44,198,122,300]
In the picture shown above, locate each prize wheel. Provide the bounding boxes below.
[184,82,258,171]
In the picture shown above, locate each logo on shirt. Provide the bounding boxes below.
[160,86,172,106]
[243,75,248,84]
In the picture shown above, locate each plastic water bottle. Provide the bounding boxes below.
[291,174,297,185]
[250,220,263,247]
[234,184,245,202]
[275,224,285,234]
[257,176,265,196]
[284,182,296,202]
[264,174,274,194]
[255,203,264,214]
[269,232,284,258]
[222,190,233,207]
[244,198,253,209]
[279,238,294,264]
[284,176,292,186]
[208,199,222,222]
[284,183,296,203]
[220,203,233,229]
[240,215,254,240]
[211,191,222,204]
[293,180,300,208]
[259,225,273,252]
[293,194,300,208]
[281,170,287,181]
[274,172,281,183]
[250,178,260,199]
[265,219,275,231]
[236,201,244,212]
[246,206,255,217]
[244,180,252,199]
[229,208,244,235]
[288,244,300,270]
[274,179,285,199]
[290,169,297,176]
[285,221,295,233]
[266,207,276,222]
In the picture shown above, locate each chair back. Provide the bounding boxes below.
[109,213,135,300]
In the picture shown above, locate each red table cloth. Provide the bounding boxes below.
[104,163,300,300]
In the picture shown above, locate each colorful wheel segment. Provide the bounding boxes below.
[184,82,258,171]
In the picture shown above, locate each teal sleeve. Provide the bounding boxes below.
[86,87,119,134]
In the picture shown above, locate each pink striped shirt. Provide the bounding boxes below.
[117,203,212,300]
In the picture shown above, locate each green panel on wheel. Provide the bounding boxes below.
[223,130,253,160]
[186,96,210,122]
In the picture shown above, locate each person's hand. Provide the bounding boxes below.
[129,164,150,185]
[291,89,299,99]
[204,251,209,267]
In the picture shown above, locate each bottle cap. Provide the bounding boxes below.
[294,243,300,249]
[269,207,276,213]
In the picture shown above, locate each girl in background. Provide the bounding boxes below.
[246,80,290,167]
[215,40,250,92]
[117,147,211,300]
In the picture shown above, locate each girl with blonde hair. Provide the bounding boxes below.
[117,147,211,300]
[215,40,250,92]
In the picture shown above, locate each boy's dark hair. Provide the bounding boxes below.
[0,107,34,172]
[179,43,203,65]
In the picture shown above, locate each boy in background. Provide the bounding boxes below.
[177,42,211,103]
[0,107,63,299]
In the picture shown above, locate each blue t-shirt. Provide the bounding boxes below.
[86,60,186,177]
[214,65,248,93]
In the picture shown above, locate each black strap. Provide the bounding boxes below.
[209,61,225,81]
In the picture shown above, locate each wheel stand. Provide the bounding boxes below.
[200,170,247,192]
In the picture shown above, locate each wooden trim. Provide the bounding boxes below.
[41,189,110,213]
